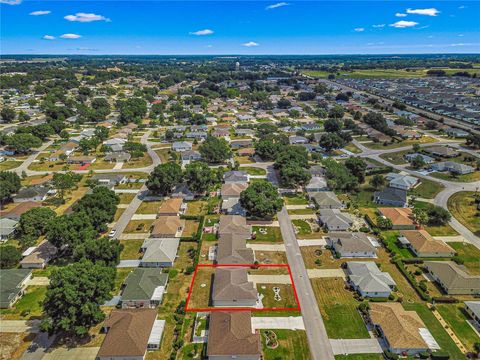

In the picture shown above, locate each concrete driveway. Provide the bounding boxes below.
[131,214,157,220]
[247,275,291,285]
[43,347,100,360]
[27,277,50,286]
[330,338,382,355]
[118,233,149,240]
[307,269,346,279]
[297,239,326,247]
[117,260,141,268]
[246,244,285,251]
[251,316,305,331]
[0,320,40,333]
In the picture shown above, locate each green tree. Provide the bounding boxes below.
[412,208,429,226]
[46,212,96,251]
[410,155,426,169]
[5,133,42,154]
[376,216,393,230]
[185,161,216,193]
[324,119,342,133]
[0,171,21,204]
[0,245,22,269]
[53,172,82,200]
[279,163,311,188]
[198,136,231,164]
[426,205,451,226]
[146,162,183,195]
[94,126,109,141]
[240,181,284,218]
[318,133,346,152]
[41,261,115,336]
[345,157,367,183]
[1,107,16,122]
[17,207,56,247]
[117,97,147,124]
[370,174,386,190]
[254,139,282,160]
[328,105,344,119]
[73,237,123,267]
[323,158,358,192]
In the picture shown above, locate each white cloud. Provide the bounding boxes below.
[242,41,259,47]
[406,8,439,16]
[266,2,289,10]
[64,13,109,22]
[458,34,464,37]
[189,29,214,36]
[458,5,466,9]
[60,33,82,39]
[450,43,474,47]
[390,20,418,28]
[372,24,385,28]
[354,28,365,32]
[30,10,51,16]
[0,0,22,5]
[42,35,55,40]
[395,13,407,17]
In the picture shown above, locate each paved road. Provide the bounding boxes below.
[112,184,148,239]
[13,140,53,176]
[277,207,335,360]
[21,332,56,360]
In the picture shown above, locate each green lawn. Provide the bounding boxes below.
[409,179,445,199]
[0,160,22,171]
[261,329,311,360]
[447,191,480,236]
[436,304,480,353]
[0,286,46,319]
[335,355,384,360]
[344,143,362,154]
[292,219,312,235]
[119,240,143,260]
[287,208,316,215]
[403,303,465,360]
[251,226,283,243]
[431,171,480,183]
[312,278,370,339]
[240,166,267,176]
[284,194,309,205]
[381,230,414,258]
[449,242,480,275]
[379,150,411,165]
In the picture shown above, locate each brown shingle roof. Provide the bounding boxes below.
[369,303,428,350]
[218,215,251,239]
[399,230,455,255]
[97,309,157,357]
[378,208,414,226]
[217,233,255,264]
[151,216,184,237]
[220,183,248,197]
[207,311,261,357]
[212,268,257,302]
[0,201,42,220]
[158,198,183,215]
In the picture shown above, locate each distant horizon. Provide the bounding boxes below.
[2,1,479,55]
[1,53,480,57]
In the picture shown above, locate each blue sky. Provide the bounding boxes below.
[1,1,479,54]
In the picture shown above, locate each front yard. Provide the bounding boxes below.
[261,329,310,360]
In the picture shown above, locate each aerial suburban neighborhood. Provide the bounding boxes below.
[1,2,480,359]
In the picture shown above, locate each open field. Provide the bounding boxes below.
[311,277,369,339]
[431,171,480,183]
[136,200,162,214]
[261,329,310,360]
[409,179,445,199]
[447,191,480,236]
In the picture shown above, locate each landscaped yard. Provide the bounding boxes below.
[311,277,370,339]
[240,166,267,176]
[287,208,316,215]
[119,239,143,260]
[261,329,310,360]
[284,193,309,205]
[436,304,480,353]
[292,219,312,235]
[379,149,410,165]
[403,303,465,359]
[409,179,445,199]
[136,200,162,214]
[447,191,480,236]
[124,220,154,233]
[380,230,414,258]
[251,226,283,243]
[258,283,298,309]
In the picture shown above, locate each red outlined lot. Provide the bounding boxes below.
[185,263,301,312]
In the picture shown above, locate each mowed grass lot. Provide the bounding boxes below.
[258,284,298,310]
[240,166,267,176]
[436,304,480,353]
[403,303,465,360]
[363,136,436,150]
[431,171,480,183]
[0,286,46,320]
[449,242,480,275]
[284,194,309,205]
[187,267,214,309]
[119,240,143,260]
[251,226,283,243]
[136,200,162,214]
[409,179,445,199]
[447,191,480,236]
[261,329,310,360]
[379,149,410,165]
[311,278,369,339]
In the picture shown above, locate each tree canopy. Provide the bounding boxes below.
[240,181,283,219]
[198,136,231,164]
[5,133,42,154]
[146,162,183,195]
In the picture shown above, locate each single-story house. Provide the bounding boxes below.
[0,201,41,221]
[305,176,328,193]
[230,139,253,150]
[0,269,32,308]
[445,128,470,138]
[13,186,51,203]
[105,152,131,163]
[97,309,164,359]
[221,183,248,199]
[216,233,255,264]
[207,311,261,360]
[150,216,185,238]
[181,150,202,162]
[171,183,196,201]
[20,240,57,269]
[347,261,396,298]
[66,156,96,165]
[398,230,455,258]
[212,268,257,307]
[424,146,458,158]
[172,141,193,152]
[288,135,309,145]
[369,303,435,355]
[385,173,419,191]
[309,191,343,209]
[218,215,251,239]
[140,238,180,267]
[221,197,246,216]
[377,208,416,230]
[431,161,474,175]
[91,174,128,187]
[327,232,377,258]
[318,209,353,231]
[157,198,183,216]
[224,171,249,184]
[237,148,255,157]
[374,187,408,207]
[464,301,480,328]
[0,218,18,241]
[404,153,434,165]
[424,261,480,295]
[121,268,169,308]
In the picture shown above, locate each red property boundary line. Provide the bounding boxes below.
[185,263,301,312]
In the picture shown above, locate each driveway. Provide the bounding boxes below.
[118,233,149,240]
[307,269,346,279]
[27,277,50,286]
[117,260,141,268]
[247,275,292,285]
[21,332,56,360]
[297,239,327,247]
[131,214,157,220]
[0,320,40,333]
[43,347,100,360]
[289,214,318,220]
[246,244,286,251]
[330,338,382,355]
[251,316,305,331]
